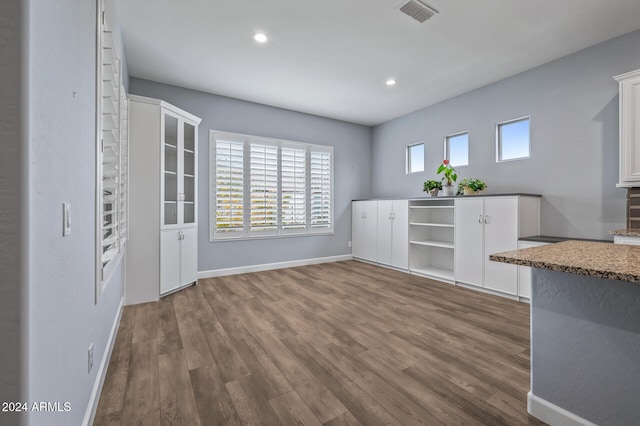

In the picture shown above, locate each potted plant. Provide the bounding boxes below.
[458,178,487,195]
[423,179,443,197]
[437,159,457,196]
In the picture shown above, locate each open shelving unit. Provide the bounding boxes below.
[408,199,455,282]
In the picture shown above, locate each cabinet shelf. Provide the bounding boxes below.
[410,240,454,249]
[411,266,454,281]
[410,206,454,209]
[410,222,454,228]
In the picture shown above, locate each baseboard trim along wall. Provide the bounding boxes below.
[83,296,125,426]
[197,254,353,279]
[528,392,597,426]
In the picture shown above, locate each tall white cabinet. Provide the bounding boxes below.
[126,95,201,304]
[352,201,378,262]
[454,196,540,296]
[614,69,640,187]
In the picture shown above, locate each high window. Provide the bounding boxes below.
[445,132,469,167]
[210,131,333,240]
[406,142,425,174]
[497,117,530,162]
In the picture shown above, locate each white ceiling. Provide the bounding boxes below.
[113,0,640,126]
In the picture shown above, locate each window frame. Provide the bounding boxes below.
[496,116,531,162]
[406,142,425,174]
[444,131,469,168]
[209,130,334,242]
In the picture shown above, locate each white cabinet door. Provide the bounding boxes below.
[376,200,393,266]
[181,227,198,287]
[362,202,378,262]
[352,201,364,259]
[454,198,484,287]
[160,229,181,294]
[615,70,640,186]
[483,198,519,295]
[391,200,409,270]
[352,201,377,262]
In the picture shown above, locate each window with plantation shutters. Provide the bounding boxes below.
[215,139,244,233]
[310,150,332,228]
[96,1,128,300]
[281,147,306,230]
[250,143,278,232]
[210,130,333,241]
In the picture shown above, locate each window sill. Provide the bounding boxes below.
[210,230,334,243]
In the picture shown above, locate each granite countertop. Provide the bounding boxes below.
[490,240,640,283]
[609,229,640,237]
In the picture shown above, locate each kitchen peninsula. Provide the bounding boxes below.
[491,241,640,426]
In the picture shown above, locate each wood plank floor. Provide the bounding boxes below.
[94,260,545,426]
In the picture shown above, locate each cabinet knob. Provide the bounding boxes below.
[484,215,490,224]
[478,214,483,224]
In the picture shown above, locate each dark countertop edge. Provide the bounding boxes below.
[352,193,542,201]
[489,253,640,284]
[519,235,613,244]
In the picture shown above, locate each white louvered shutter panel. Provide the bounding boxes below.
[119,85,128,249]
[310,149,332,228]
[250,143,279,232]
[215,139,244,233]
[101,27,120,270]
[281,146,306,230]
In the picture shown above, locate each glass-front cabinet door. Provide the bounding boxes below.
[163,113,179,226]
[182,122,196,225]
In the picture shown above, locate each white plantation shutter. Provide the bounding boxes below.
[99,18,121,276]
[210,131,333,240]
[215,139,244,233]
[250,143,278,232]
[281,147,306,230]
[310,149,332,228]
[119,85,128,249]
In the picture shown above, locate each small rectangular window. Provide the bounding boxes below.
[445,132,469,167]
[406,143,424,174]
[497,117,530,162]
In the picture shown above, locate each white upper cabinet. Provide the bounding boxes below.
[615,69,640,187]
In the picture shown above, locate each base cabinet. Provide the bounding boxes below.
[352,200,408,270]
[161,227,197,295]
[455,196,540,296]
[352,201,378,262]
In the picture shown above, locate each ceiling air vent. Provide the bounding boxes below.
[399,0,438,23]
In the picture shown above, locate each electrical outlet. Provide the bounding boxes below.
[348,240,352,248]
[88,344,94,373]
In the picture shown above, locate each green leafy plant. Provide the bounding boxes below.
[437,159,457,185]
[458,178,487,193]
[423,180,443,191]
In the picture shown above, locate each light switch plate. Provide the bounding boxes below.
[63,203,71,236]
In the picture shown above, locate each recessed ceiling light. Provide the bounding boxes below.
[386,79,397,86]
[253,33,268,43]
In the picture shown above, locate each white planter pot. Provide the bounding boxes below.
[442,185,455,197]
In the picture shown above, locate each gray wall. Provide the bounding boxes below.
[129,78,372,272]
[372,29,640,240]
[0,0,26,425]
[531,268,640,425]
[25,0,125,425]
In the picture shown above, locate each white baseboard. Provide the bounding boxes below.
[528,391,597,426]
[197,254,353,279]
[83,296,124,426]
